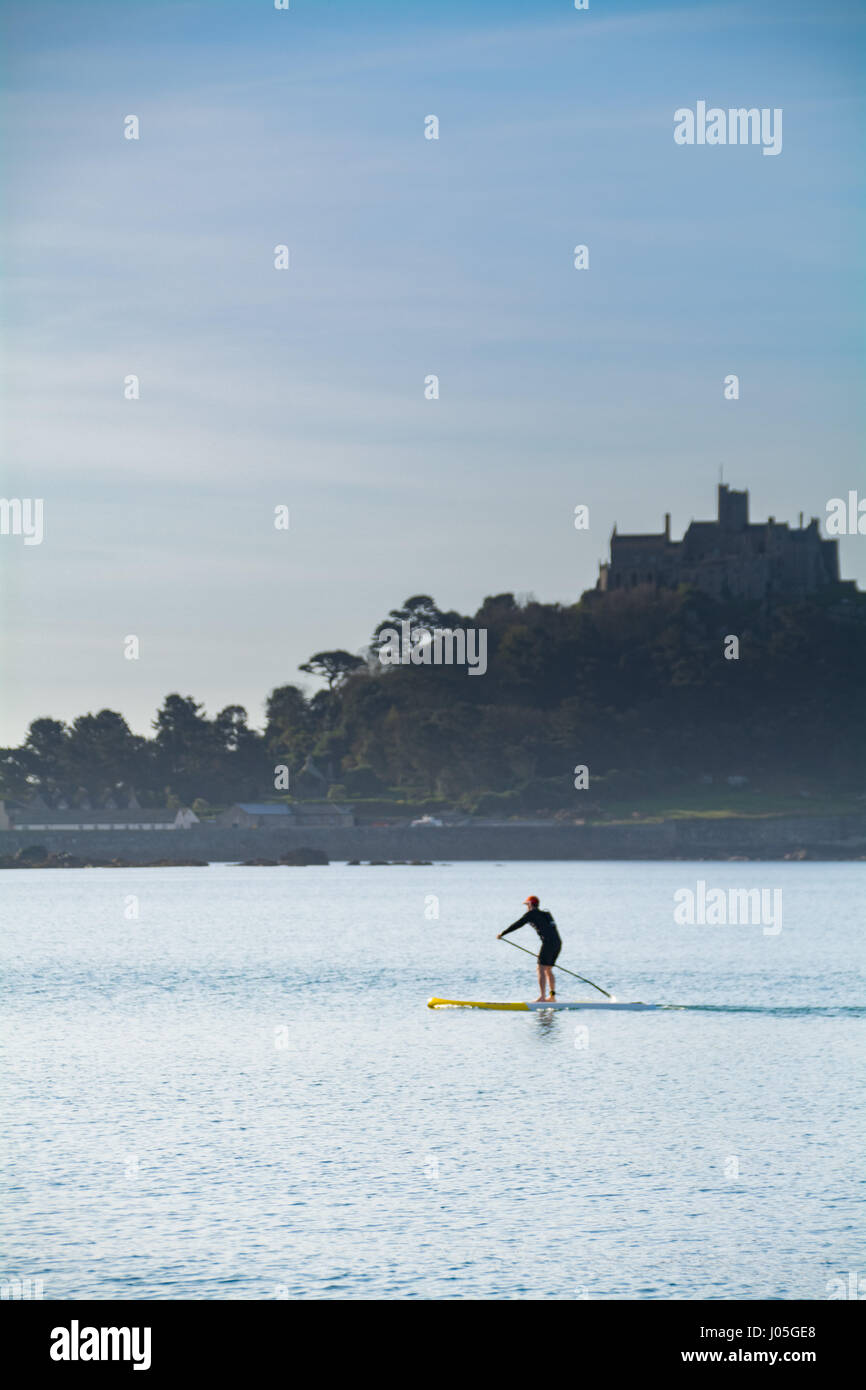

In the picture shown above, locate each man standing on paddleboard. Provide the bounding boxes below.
[497,896,562,1002]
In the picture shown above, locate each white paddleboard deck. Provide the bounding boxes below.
[427,997,659,1012]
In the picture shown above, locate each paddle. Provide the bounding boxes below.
[499,935,614,999]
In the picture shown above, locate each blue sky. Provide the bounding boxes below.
[1,0,863,743]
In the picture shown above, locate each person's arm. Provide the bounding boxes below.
[497,912,531,939]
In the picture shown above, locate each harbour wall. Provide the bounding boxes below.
[1,815,865,862]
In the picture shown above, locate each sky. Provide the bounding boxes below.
[1,0,863,745]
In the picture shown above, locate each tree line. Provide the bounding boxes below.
[2,586,863,812]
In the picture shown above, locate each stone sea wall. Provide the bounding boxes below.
[1,814,865,862]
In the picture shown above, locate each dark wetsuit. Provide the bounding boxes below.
[501,907,562,967]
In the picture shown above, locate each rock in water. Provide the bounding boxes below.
[279,847,329,866]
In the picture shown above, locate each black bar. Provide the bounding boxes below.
[6,1298,859,1376]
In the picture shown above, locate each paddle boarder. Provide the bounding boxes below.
[497,896,562,1002]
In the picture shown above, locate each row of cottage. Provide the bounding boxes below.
[0,802,355,832]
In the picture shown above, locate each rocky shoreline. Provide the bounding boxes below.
[0,846,330,869]
[0,846,442,869]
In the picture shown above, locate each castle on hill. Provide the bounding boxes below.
[597,484,842,601]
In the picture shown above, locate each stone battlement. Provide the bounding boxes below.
[597,484,840,601]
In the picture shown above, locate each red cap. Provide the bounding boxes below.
[524,894,539,907]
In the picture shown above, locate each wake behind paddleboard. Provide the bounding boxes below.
[427,997,659,1012]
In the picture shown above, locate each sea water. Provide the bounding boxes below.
[1,861,863,1300]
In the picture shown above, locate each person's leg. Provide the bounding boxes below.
[545,966,556,998]
[535,960,546,1001]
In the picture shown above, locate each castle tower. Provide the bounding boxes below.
[717,483,748,531]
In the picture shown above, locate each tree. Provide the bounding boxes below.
[263,684,313,775]
[152,695,219,802]
[214,705,251,753]
[370,595,464,657]
[154,694,212,756]
[299,650,364,691]
[1,718,71,799]
[66,710,145,796]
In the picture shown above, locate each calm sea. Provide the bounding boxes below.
[1,861,863,1300]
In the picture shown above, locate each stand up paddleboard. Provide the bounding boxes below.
[427,997,659,1012]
